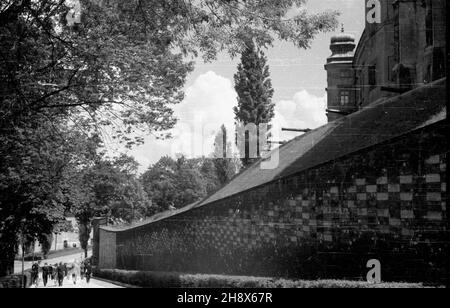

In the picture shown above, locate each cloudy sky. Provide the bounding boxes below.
[121,0,366,172]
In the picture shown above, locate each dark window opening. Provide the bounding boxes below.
[388,56,396,81]
[432,48,445,81]
[368,65,377,88]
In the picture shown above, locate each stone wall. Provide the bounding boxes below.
[0,270,32,288]
[99,229,116,270]
[102,122,447,283]
[92,217,108,266]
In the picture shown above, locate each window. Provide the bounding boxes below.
[368,65,377,87]
[340,91,350,106]
[388,56,396,81]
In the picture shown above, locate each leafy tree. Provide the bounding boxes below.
[141,150,240,215]
[41,234,54,259]
[75,154,152,257]
[234,41,275,167]
[200,158,222,195]
[74,0,339,61]
[174,157,208,206]
[141,156,210,212]
[54,219,75,235]
[140,156,179,212]
[78,223,90,257]
[0,0,338,145]
[0,1,193,147]
[0,116,99,275]
[0,0,338,275]
[109,177,151,223]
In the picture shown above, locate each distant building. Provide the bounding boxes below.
[324,26,357,122]
[18,216,92,257]
[326,0,446,122]
[49,216,80,251]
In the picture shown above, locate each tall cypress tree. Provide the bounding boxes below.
[234,41,275,167]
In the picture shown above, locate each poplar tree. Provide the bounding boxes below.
[234,41,275,167]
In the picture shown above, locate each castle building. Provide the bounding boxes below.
[326,0,446,122]
[325,26,357,122]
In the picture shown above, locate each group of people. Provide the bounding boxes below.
[31,259,93,287]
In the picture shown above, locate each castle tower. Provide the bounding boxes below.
[324,26,357,122]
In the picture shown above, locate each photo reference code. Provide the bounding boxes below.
[221,293,273,304]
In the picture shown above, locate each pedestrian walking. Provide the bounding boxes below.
[80,261,85,280]
[66,262,73,283]
[85,261,92,284]
[71,260,81,285]
[31,262,39,287]
[52,264,58,286]
[37,264,43,287]
[35,261,42,287]
[42,263,49,287]
[57,262,65,287]
[47,263,54,286]
[63,263,68,278]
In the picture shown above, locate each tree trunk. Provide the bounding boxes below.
[0,244,16,277]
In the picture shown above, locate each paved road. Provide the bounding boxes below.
[16,249,123,288]
[14,250,92,274]
[33,276,123,288]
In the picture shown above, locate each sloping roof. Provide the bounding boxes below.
[105,78,446,233]
[199,78,446,206]
[101,201,200,232]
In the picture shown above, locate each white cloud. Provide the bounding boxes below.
[273,90,327,142]
[129,71,238,172]
[126,74,327,173]
[170,71,238,158]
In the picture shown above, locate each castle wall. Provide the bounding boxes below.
[109,122,447,282]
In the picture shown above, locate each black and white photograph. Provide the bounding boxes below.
[0,0,447,293]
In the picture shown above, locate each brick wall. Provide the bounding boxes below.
[107,122,447,283]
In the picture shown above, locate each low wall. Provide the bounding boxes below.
[0,270,32,288]
[99,229,117,269]
[101,122,448,283]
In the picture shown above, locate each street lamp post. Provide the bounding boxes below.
[21,233,25,289]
